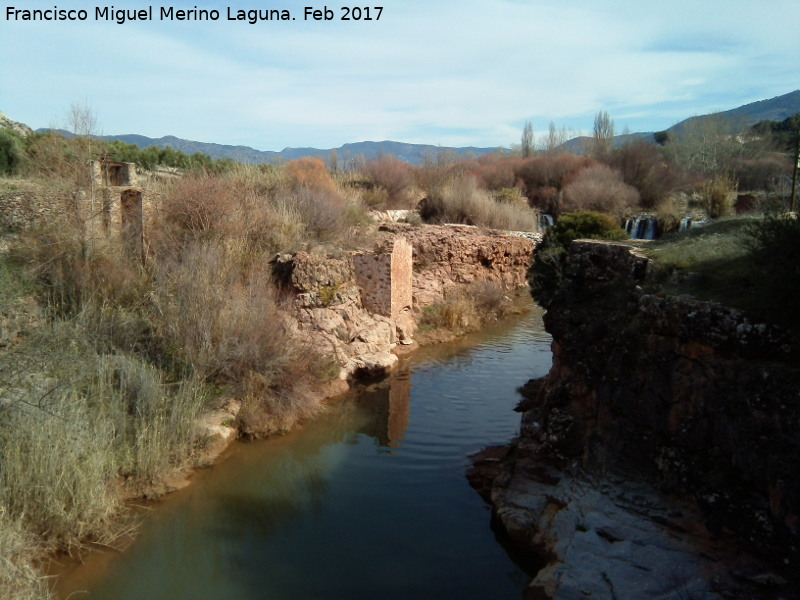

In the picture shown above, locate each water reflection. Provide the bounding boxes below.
[56,300,552,600]
[354,366,412,448]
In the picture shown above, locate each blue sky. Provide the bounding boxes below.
[1,0,798,151]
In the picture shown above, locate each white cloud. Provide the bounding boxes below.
[1,0,798,150]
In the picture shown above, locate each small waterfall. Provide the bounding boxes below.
[678,216,710,233]
[539,213,555,229]
[626,214,659,240]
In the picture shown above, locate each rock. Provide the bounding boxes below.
[194,398,242,462]
[473,238,800,599]
[348,351,398,380]
[395,310,417,344]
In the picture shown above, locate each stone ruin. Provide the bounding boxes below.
[352,237,413,320]
[77,160,145,259]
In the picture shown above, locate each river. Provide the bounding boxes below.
[55,298,552,600]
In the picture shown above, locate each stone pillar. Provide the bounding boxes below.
[353,237,413,319]
[120,189,144,261]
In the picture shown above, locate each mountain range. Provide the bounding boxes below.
[7,90,800,166]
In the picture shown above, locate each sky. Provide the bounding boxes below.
[1,0,799,152]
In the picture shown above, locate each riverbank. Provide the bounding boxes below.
[1,209,537,600]
[52,294,552,600]
[471,235,800,599]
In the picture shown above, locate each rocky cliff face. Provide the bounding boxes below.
[471,240,800,599]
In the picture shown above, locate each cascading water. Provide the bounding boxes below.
[625,214,659,240]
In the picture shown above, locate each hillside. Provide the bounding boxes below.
[7,89,800,164]
[561,89,800,154]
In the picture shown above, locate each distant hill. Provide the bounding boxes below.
[11,89,800,164]
[667,90,800,134]
[33,131,504,166]
[561,90,800,154]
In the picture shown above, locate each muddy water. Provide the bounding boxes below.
[56,299,552,600]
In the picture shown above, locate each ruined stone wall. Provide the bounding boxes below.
[0,189,72,230]
[381,223,536,307]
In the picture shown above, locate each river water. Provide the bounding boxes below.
[56,299,552,600]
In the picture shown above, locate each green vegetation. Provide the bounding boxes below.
[643,216,800,330]
[0,129,26,175]
[529,212,628,308]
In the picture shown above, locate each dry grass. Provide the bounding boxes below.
[420,280,513,334]
[421,176,539,232]
[0,507,53,600]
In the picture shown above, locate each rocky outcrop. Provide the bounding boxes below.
[381,223,537,307]
[471,239,800,599]
[275,226,537,381]
[0,111,33,137]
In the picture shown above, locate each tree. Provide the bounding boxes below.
[0,129,25,175]
[544,121,569,155]
[328,149,339,175]
[592,110,614,160]
[521,121,534,158]
[662,115,750,176]
[66,99,100,188]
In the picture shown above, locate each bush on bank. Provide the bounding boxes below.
[529,211,628,308]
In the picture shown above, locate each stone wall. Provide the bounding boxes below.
[274,226,536,381]
[381,223,537,307]
[0,189,72,230]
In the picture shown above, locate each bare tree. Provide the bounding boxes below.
[544,121,570,155]
[592,110,615,160]
[68,99,98,138]
[521,121,534,158]
[328,149,339,175]
[663,115,752,176]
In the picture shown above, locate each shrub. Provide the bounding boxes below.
[655,197,682,234]
[419,280,512,333]
[467,156,521,190]
[0,130,26,175]
[285,157,337,194]
[421,176,539,231]
[514,154,590,196]
[492,187,526,205]
[731,156,792,192]
[562,164,640,216]
[701,174,737,218]
[745,216,800,329]
[293,187,347,242]
[610,140,680,208]
[160,174,238,235]
[363,156,416,208]
[12,219,149,318]
[529,212,628,308]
